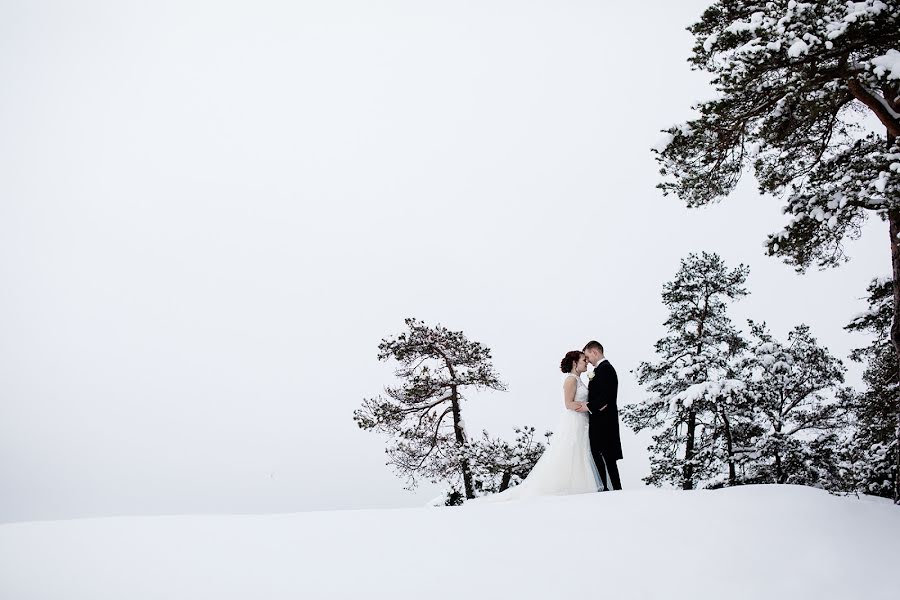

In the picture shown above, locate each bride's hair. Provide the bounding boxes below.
[559,351,583,373]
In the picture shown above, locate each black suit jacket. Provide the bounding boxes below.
[587,360,623,460]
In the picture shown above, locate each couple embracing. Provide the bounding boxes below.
[476,341,622,503]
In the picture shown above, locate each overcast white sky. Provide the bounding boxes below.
[0,0,888,523]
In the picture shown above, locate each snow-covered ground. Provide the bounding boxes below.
[1,485,897,599]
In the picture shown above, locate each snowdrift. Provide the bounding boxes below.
[1,485,897,599]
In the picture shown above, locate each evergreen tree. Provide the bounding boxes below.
[353,318,506,499]
[738,322,849,488]
[623,252,749,489]
[654,2,900,427]
[709,352,763,487]
[465,426,550,495]
[845,278,900,500]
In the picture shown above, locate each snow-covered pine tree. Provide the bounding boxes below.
[710,351,761,487]
[845,277,900,501]
[654,1,900,387]
[353,318,507,500]
[738,322,849,489]
[465,426,550,495]
[622,252,749,490]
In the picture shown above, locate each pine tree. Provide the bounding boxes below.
[738,322,849,488]
[710,352,762,487]
[845,278,900,500]
[353,318,506,499]
[465,426,550,495]
[623,252,749,489]
[654,2,900,462]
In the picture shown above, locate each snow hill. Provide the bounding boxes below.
[1,485,897,599]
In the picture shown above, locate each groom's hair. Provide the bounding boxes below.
[583,341,604,353]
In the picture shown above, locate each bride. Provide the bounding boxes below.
[473,350,603,502]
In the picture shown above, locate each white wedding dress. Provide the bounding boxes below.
[473,373,602,502]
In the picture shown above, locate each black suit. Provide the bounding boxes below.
[587,359,623,490]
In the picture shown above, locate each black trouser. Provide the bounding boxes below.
[590,426,622,491]
[598,455,622,491]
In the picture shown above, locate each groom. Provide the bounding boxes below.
[583,341,623,491]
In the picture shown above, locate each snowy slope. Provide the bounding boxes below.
[0,485,897,600]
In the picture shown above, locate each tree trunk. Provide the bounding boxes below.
[774,451,783,484]
[892,409,899,504]
[848,79,900,138]
[683,407,696,490]
[720,407,737,486]
[855,90,900,503]
[449,386,474,499]
[683,299,709,491]
[499,470,512,492]
[889,208,900,504]
[774,443,784,484]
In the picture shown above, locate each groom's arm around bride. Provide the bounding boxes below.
[583,340,623,491]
